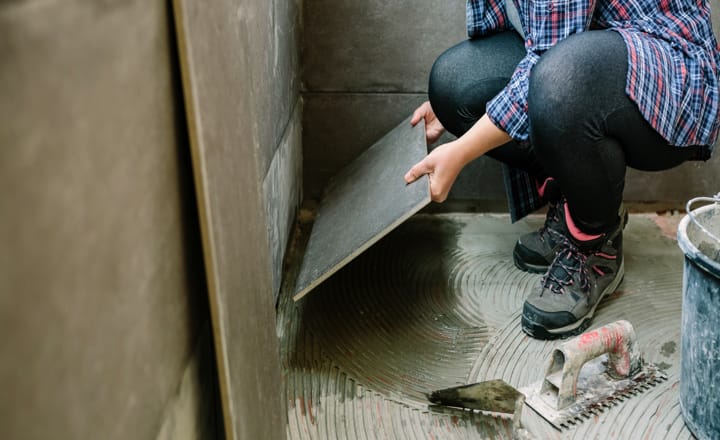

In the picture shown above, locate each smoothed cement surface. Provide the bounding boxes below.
[279,213,692,439]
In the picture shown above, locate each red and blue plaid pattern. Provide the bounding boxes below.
[467,0,720,221]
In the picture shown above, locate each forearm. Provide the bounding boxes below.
[454,113,512,166]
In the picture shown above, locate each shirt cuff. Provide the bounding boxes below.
[486,91,530,141]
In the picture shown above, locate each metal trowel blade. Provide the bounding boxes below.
[428,379,525,416]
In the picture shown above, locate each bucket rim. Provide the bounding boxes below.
[678,203,720,276]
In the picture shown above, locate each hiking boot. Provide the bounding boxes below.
[521,205,625,340]
[514,201,628,274]
[513,200,565,273]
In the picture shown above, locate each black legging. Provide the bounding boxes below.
[429,30,703,234]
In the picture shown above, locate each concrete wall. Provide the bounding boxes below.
[302,0,720,207]
[264,102,303,298]
[260,0,303,299]
[0,1,221,440]
[172,0,301,437]
[302,1,481,199]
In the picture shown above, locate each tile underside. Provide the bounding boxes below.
[279,213,690,439]
[293,117,431,300]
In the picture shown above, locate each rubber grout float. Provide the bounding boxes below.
[519,320,667,430]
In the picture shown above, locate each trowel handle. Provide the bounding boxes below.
[541,320,642,409]
[561,320,641,378]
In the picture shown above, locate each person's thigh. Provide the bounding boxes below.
[528,30,701,231]
[529,30,698,173]
[429,31,525,137]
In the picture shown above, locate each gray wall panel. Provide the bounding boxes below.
[264,101,303,298]
[239,0,301,176]
[625,162,720,203]
[302,0,466,92]
[174,0,300,437]
[0,1,217,439]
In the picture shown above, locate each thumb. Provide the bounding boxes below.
[404,160,432,184]
[410,107,424,126]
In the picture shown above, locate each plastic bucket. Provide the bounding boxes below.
[677,194,720,440]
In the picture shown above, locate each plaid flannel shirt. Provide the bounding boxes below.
[467,0,720,221]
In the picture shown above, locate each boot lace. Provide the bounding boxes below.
[538,201,564,244]
[541,237,590,295]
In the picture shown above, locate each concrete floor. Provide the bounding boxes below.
[279,213,693,439]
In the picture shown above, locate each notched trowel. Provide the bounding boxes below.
[520,320,667,430]
[428,379,525,429]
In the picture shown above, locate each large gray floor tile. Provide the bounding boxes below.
[293,117,431,300]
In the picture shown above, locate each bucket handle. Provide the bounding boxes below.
[686,192,720,245]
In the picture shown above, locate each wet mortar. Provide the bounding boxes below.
[278,213,692,439]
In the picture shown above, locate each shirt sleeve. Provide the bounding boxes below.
[485,0,598,140]
[466,0,511,38]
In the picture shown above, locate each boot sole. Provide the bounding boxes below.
[521,260,625,340]
[512,249,550,274]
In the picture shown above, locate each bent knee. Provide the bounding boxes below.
[529,31,627,130]
[428,43,469,105]
[529,31,626,102]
